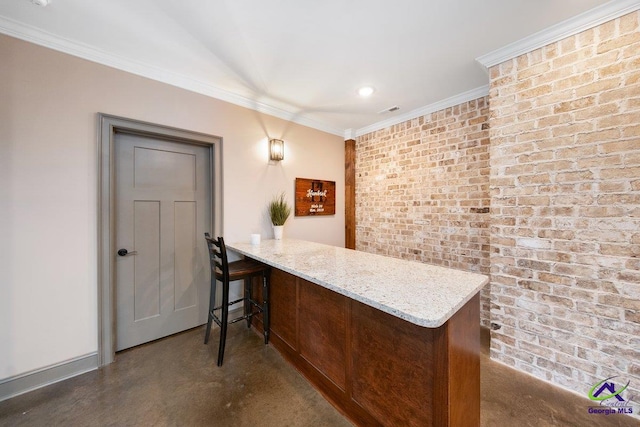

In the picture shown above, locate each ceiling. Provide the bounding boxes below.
[0,0,635,137]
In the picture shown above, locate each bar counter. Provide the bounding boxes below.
[228,238,489,427]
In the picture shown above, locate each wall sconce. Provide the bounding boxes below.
[269,139,284,161]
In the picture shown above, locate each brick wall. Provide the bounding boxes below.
[489,10,640,409]
[355,98,491,327]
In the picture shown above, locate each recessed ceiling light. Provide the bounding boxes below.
[358,86,375,97]
[29,0,51,6]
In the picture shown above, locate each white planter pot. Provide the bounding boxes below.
[273,225,284,240]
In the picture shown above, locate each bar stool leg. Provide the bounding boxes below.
[204,274,217,344]
[262,271,270,344]
[244,278,253,328]
[217,279,230,366]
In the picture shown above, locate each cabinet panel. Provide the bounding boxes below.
[269,268,298,351]
[351,301,436,427]
[299,279,347,390]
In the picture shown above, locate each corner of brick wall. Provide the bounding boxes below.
[355,97,491,327]
[489,10,640,413]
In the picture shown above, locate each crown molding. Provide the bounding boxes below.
[477,0,640,68]
[3,1,637,140]
[343,129,357,140]
[354,85,489,138]
[0,16,345,137]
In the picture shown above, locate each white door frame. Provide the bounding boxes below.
[97,113,223,366]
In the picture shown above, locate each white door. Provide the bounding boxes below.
[115,132,211,351]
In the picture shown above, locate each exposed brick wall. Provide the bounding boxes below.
[355,98,491,327]
[489,10,640,410]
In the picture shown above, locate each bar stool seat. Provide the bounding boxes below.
[204,233,270,366]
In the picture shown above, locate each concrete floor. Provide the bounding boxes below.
[0,324,638,427]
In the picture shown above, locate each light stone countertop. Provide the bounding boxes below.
[227,238,488,328]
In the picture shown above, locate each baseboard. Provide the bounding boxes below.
[0,353,98,402]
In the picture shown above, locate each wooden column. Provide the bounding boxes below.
[345,139,356,249]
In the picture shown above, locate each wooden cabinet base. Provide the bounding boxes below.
[256,267,480,427]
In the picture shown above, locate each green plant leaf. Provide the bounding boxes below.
[268,192,291,226]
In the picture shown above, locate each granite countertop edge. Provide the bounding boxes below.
[227,238,489,328]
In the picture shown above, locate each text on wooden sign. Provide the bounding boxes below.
[295,178,336,216]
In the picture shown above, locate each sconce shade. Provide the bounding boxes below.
[269,139,284,161]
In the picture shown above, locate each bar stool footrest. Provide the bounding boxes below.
[208,302,265,327]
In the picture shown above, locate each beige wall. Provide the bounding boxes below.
[355,98,491,327]
[0,34,344,380]
[490,11,640,407]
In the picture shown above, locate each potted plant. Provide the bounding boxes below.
[268,192,291,240]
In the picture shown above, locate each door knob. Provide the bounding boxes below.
[117,248,138,256]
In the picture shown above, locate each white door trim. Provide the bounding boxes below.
[97,113,223,366]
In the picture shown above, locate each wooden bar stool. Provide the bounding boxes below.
[203,233,270,366]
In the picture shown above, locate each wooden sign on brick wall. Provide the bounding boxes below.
[295,178,336,216]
